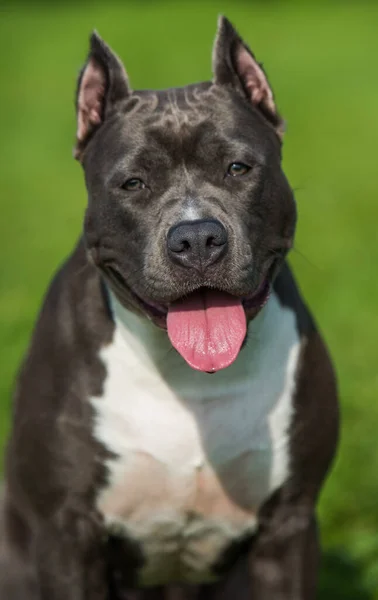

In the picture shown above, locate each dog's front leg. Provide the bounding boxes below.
[249,503,319,600]
[34,510,109,600]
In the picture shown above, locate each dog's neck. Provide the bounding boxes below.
[104,286,293,394]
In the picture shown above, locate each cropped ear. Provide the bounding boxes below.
[212,16,285,139]
[75,32,131,160]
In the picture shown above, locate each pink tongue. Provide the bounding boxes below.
[167,289,246,373]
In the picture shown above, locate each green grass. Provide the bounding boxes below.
[1,1,378,597]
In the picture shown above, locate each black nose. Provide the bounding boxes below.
[167,219,228,271]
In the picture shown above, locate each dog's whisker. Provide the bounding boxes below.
[291,246,320,271]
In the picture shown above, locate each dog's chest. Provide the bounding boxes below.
[90,294,301,586]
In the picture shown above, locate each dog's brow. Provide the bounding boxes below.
[104,159,130,186]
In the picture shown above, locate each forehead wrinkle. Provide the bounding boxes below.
[150,87,209,132]
[121,91,168,131]
[167,87,190,129]
[122,91,159,118]
[171,87,185,129]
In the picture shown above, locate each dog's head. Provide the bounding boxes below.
[75,17,296,373]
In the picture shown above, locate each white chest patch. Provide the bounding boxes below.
[90,291,301,586]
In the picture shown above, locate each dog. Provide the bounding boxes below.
[0,16,339,600]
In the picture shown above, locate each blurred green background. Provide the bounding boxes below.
[0,0,377,597]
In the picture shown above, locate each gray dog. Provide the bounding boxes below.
[0,16,338,600]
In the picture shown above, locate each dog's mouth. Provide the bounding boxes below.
[105,266,271,373]
[165,280,271,373]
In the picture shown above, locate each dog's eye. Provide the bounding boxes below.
[121,178,146,191]
[227,162,251,177]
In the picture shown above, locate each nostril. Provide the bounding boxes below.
[167,225,193,253]
[170,238,190,253]
[206,233,227,248]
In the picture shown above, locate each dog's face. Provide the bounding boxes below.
[75,17,296,372]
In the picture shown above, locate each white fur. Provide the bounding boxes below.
[181,204,201,221]
[90,291,301,585]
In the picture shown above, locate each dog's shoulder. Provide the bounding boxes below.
[13,239,113,380]
[10,237,114,416]
[274,262,339,495]
[30,238,113,345]
[4,240,113,514]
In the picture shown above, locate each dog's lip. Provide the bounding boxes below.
[104,265,168,317]
[138,296,168,318]
[103,264,272,326]
[242,278,271,312]
[129,281,271,326]
[140,282,271,316]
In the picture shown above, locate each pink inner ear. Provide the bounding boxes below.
[236,46,276,114]
[77,59,106,143]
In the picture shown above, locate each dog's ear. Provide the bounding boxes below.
[75,32,130,160]
[212,16,284,139]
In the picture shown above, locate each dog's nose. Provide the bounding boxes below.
[167,219,228,271]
